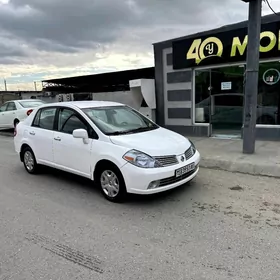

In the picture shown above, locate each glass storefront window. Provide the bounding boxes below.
[194,70,211,123]
[195,62,280,128]
[257,61,280,125]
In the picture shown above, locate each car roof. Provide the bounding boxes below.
[3,99,42,103]
[39,101,125,109]
[19,99,44,101]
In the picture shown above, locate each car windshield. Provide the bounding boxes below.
[82,106,159,135]
[19,100,45,108]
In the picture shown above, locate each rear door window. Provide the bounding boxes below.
[6,102,17,111]
[32,108,57,130]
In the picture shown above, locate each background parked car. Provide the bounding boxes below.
[0,99,46,130]
[196,93,277,125]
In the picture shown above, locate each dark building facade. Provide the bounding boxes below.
[154,13,280,140]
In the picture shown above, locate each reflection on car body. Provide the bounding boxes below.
[196,93,277,125]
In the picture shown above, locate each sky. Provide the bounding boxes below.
[0,0,279,91]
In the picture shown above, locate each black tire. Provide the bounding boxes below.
[22,146,39,174]
[95,163,127,203]
[14,119,19,128]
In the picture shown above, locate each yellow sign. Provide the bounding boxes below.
[185,30,280,65]
[187,37,223,65]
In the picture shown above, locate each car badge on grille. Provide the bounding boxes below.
[181,156,185,162]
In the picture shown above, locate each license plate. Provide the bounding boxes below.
[175,163,195,177]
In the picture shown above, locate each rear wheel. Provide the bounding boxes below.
[14,119,19,128]
[95,163,127,202]
[22,146,39,174]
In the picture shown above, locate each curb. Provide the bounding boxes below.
[200,157,280,179]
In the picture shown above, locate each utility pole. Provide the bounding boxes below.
[4,79,7,91]
[242,0,262,154]
[34,81,37,91]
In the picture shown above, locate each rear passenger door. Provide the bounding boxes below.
[0,103,8,128]
[29,107,57,165]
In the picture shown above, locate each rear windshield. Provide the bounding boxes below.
[18,100,45,108]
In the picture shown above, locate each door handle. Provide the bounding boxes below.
[29,131,35,135]
[54,137,61,141]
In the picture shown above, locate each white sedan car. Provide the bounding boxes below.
[0,99,46,129]
[14,101,200,202]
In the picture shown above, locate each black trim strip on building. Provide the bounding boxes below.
[167,71,192,84]
[167,90,191,101]
[168,108,191,119]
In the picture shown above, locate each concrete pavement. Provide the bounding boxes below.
[1,128,280,178]
[190,137,280,178]
[2,128,280,178]
[1,135,280,279]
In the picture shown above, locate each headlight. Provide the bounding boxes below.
[123,150,161,168]
[189,140,196,153]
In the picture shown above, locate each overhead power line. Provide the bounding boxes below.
[264,0,280,16]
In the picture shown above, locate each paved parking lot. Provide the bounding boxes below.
[0,135,280,280]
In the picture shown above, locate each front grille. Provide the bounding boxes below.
[158,166,198,187]
[154,155,178,167]
[185,146,195,160]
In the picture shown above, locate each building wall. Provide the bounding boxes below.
[154,44,209,136]
[153,14,280,140]
[91,91,142,109]
[154,44,280,140]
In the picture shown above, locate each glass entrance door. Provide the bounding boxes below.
[210,65,245,137]
[195,65,245,137]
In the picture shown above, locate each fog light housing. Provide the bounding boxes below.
[148,180,160,189]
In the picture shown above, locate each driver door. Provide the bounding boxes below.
[53,108,94,178]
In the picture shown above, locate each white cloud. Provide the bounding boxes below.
[0,0,279,90]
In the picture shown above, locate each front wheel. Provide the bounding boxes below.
[96,165,127,202]
[22,147,39,174]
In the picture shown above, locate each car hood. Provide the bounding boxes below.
[109,127,191,156]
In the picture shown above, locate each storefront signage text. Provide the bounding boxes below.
[172,21,280,69]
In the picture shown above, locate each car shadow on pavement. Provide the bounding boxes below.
[38,166,196,205]
[38,166,102,196]
[0,129,14,137]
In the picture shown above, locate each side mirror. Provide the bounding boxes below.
[73,129,89,144]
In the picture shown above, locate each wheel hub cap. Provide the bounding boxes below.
[100,170,119,198]
[24,151,34,171]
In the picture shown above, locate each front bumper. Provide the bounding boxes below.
[121,150,201,195]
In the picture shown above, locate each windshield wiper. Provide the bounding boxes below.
[123,126,157,134]
[107,130,133,136]
[107,126,157,136]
